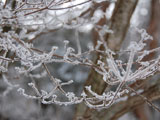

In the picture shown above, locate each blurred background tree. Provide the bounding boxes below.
[0,0,160,120]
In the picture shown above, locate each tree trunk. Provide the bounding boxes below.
[74,0,138,119]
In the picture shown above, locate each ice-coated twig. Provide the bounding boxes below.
[17,88,40,99]
[126,85,160,113]
[75,29,82,55]
[1,2,160,111]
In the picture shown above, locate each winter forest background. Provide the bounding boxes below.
[0,0,160,120]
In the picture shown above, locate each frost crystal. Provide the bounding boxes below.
[0,0,159,111]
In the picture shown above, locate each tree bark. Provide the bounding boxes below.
[74,0,138,119]
[92,80,160,120]
[133,0,160,119]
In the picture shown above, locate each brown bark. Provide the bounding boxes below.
[95,81,160,120]
[133,1,160,119]
[74,0,138,119]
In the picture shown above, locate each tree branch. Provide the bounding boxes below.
[74,0,138,119]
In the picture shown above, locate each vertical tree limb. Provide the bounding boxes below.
[74,0,138,119]
[133,0,160,119]
[94,80,160,120]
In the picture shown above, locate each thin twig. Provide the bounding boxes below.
[42,63,66,94]
[126,85,160,113]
